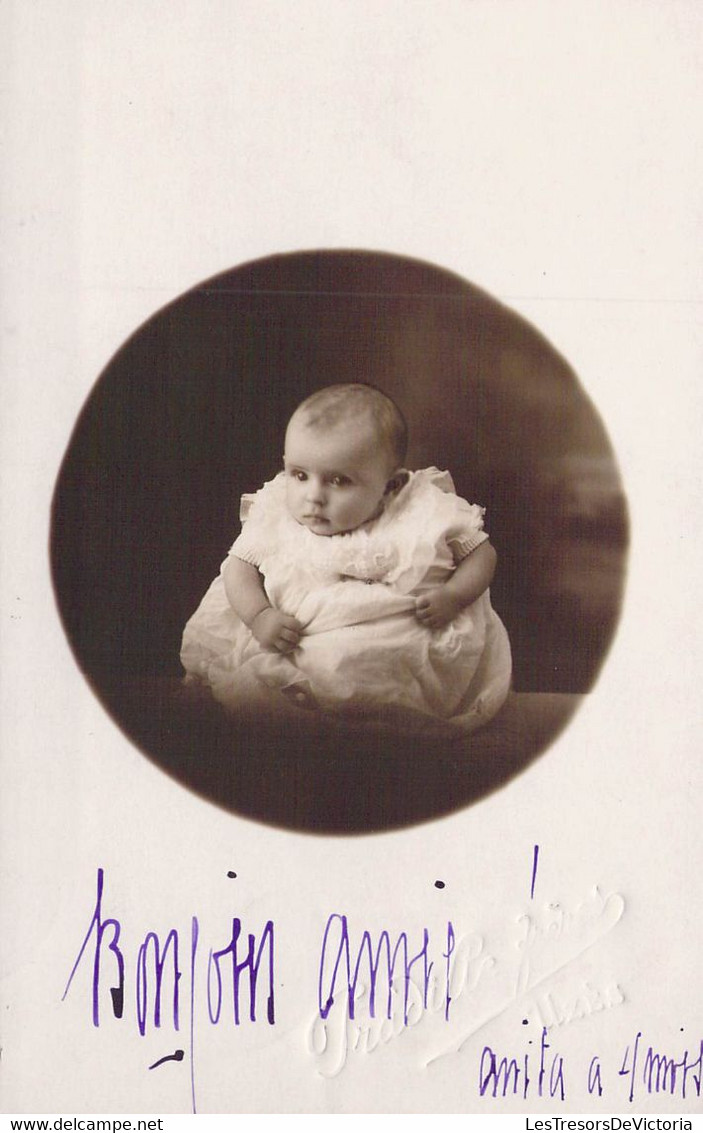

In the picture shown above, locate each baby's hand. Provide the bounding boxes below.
[251,608,303,653]
[415,587,462,630]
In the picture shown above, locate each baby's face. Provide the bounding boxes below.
[284,415,395,536]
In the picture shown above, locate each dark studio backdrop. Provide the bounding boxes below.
[51,250,628,832]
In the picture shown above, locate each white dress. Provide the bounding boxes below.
[180,468,512,734]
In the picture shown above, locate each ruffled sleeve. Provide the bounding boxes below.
[378,468,490,591]
[418,468,488,561]
[226,474,288,568]
[445,502,488,562]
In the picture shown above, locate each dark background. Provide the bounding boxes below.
[50,250,628,831]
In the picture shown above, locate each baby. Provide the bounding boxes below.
[181,384,511,733]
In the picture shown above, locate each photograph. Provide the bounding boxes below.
[51,248,628,833]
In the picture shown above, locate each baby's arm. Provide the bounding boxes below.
[415,541,497,630]
[222,555,302,653]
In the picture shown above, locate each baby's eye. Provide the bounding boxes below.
[290,470,307,482]
[329,475,351,487]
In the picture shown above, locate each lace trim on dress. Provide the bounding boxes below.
[226,467,488,592]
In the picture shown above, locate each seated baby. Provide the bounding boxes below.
[181,383,511,733]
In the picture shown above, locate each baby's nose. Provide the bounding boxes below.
[305,478,326,503]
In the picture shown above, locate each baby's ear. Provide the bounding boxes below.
[384,469,410,496]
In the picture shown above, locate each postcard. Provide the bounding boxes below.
[2,1,701,1117]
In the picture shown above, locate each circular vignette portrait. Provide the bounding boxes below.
[51,249,628,835]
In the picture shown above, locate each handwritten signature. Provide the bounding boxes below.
[67,866,681,1109]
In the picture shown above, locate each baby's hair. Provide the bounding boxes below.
[292,383,408,469]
